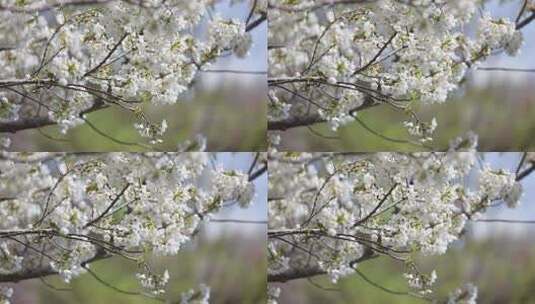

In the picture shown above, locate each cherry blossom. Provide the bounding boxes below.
[267,150,534,302]
[0,0,266,147]
[0,152,265,303]
[267,0,533,146]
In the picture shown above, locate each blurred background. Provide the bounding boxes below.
[273,153,535,303]
[5,0,267,152]
[4,153,267,304]
[276,0,535,152]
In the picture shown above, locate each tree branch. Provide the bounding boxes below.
[268,266,326,283]
[267,247,377,283]
[83,183,131,228]
[0,0,112,13]
[246,13,267,32]
[0,101,107,133]
[0,117,57,133]
[268,96,377,131]
[0,249,110,283]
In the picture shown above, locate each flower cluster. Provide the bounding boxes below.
[209,16,252,58]
[268,151,528,301]
[0,97,19,123]
[180,283,210,304]
[268,0,525,144]
[403,118,437,143]
[211,169,256,208]
[0,152,255,302]
[134,119,168,144]
[0,243,22,275]
[0,0,258,145]
[0,286,13,304]
[403,268,437,295]
[136,269,170,295]
[448,283,478,304]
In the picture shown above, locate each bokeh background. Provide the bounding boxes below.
[276,1,535,152]
[3,153,267,304]
[273,153,535,304]
[5,0,267,152]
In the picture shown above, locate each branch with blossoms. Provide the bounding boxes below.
[0,0,266,150]
[0,0,148,13]
[267,151,534,303]
[267,0,535,148]
[0,152,264,304]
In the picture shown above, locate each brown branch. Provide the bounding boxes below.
[84,183,131,228]
[0,101,107,133]
[268,113,326,131]
[246,13,267,32]
[249,164,267,181]
[210,219,267,224]
[0,0,112,13]
[245,0,258,25]
[516,12,535,29]
[0,117,57,133]
[351,32,397,77]
[269,0,377,13]
[267,247,377,283]
[82,33,128,78]
[35,170,72,226]
[516,163,535,181]
[267,96,377,131]
[268,266,326,283]
[0,248,110,283]
[352,183,398,228]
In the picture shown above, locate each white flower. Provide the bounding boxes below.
[0,1,256,144]
[234,33,253,58]
[267,286,281,304]
[448,283,478,304]
[136,269,170,295]
[268,151,525,296]
[238,183,255,208]
[0,286,14,304]
[0,97,20,123]
[504,182,523,208]
[0,153,257,298]
[58,78,68,86]
[0,136,11,149]
[0,243,23,274]
[505,31,523,56]
[268,1,524,146]
[180,284,210,304]
[327,77,337,85]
